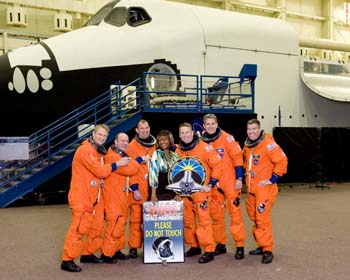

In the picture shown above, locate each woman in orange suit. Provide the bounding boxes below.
[243,119,288,264]
[61,124,130,273]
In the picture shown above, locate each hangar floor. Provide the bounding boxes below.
[0,183,349,280]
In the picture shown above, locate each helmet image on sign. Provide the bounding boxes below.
[152,236,174,261]
[166,157,206,196]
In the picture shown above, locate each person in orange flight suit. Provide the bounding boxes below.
[201,114,246,260]
[243,119,288,264]
[175,122,223,264]
[125,119,156,258]
[100,133,145,263]
[61,124,130,273]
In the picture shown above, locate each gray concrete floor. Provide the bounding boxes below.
[0,183,349,280]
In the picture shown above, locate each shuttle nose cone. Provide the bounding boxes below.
[0,44,58,136]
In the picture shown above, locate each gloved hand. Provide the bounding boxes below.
[117,157,131,167]
[235,179,243,190]
[151,194,158,203]
[201,185,211,193]
[173,194,182,201]
[133,190,142,201]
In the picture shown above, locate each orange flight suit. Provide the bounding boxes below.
[62,139,114,261]
[202,129,246,248]
[176,137,223,253]
[243,132,287,252]
[101,146,141,257]
[125,136,156,249]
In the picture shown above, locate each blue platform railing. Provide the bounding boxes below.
[142,69,255,114]
[0,65,256,207]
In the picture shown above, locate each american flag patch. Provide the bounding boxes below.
[227,135,235,143]
[267,142,277,151]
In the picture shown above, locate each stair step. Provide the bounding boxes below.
[0,167,26,178]
[1,168,15,173]
[40,162,49,168]
[1,168,16,177]
[20,174,31,180]
[110,119,123,126]
[52,155,64,161]
[8,180,21,187]
[61,149,75,155]
[31,168,43,173]
[16,167,26,173]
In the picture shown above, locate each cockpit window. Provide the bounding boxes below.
[85,0,119,26]
[127,7,151,27]
[102,6,151,27]
[85,1,151,28]
[104,7,127,27]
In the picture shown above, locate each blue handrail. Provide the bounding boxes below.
[0,79,141,189]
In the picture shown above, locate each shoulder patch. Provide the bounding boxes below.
[267,142,277,151]
[227,135,235,143]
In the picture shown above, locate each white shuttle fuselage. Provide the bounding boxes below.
[0,0,349,136]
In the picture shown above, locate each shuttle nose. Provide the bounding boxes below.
[0,43,60,136]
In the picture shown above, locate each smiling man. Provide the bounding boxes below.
[175,122,223,264]
[243,119,288,264]
[125,119,156,259]
[201,114,246,261]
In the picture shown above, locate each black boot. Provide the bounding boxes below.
[61,260,82,272]
[235,247,244,260]
[101,254,118,264]
[129,248,138,259]
[114,250,130,260]
[80,254,104,263]
[214,244,227,256]
[262,251,273,264]
[185,247,201,257]
[249,247,263,255]
[198,252,214,264]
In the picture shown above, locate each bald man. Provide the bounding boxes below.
[101,133,145,263]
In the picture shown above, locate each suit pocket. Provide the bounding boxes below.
[77,210,93,235]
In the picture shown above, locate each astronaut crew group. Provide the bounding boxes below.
[60,114,288,273]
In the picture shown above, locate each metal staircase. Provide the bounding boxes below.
[0,65,256,207]
[0,79,143,207]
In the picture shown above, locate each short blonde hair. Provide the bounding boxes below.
[203,114,218,123]
[179,122,192,132]
[94,123,110,134]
